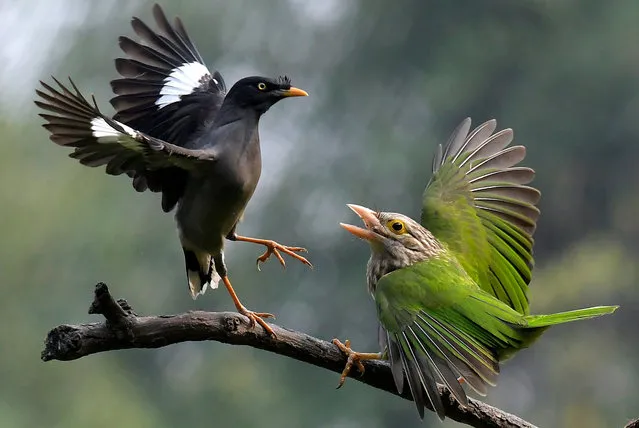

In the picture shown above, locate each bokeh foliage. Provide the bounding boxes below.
[1,0,637,427]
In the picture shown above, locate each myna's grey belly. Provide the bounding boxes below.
[176,175,258,253]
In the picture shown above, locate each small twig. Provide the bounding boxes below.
[87,282,135,339]
[41,283,537,428]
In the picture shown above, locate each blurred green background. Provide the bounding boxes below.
[2,0,637,427]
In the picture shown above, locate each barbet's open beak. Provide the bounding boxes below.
[281,87,309,97]
[340,204,381,242]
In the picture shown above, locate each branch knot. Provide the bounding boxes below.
[223,314,242,332]
[88,282,135,339]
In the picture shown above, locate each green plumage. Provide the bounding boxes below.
[340,118,618,421]
[375,256,616,418]
[422,118,539,314]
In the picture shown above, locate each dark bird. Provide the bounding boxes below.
[332,118,618,420]
[35,4,311,337]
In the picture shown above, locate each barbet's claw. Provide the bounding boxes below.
[332,338,379,389]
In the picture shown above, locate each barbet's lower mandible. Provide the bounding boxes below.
[333,118,618,420]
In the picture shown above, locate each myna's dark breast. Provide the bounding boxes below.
[175,145,262,253]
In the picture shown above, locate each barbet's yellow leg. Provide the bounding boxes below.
[332,338,383,388]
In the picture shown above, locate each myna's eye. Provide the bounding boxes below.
[387,220,406,234]
[257,82,267,91]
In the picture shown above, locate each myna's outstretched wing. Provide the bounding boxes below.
[36,78,216,211]
[110,4,226,146]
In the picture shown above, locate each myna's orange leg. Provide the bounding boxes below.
[332,338,383,388]
[230,234,312,270]
[222,276,276,337]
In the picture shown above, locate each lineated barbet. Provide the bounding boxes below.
[333,118,618,419]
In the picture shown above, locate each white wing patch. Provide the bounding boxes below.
[90,117,137,142]
[156,62,211,108]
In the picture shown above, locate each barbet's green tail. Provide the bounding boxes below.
[498,305,619,361]
[525,305,619,328]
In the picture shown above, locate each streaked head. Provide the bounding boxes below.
[225,76,308,113]
[340,204,443,290]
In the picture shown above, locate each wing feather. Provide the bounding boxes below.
[110,4,226,146]
[374,261,507,419]
[35,77,216,211]
[422,118,540,314]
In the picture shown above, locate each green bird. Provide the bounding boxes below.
[333,118,618,420]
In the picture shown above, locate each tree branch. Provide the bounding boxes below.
[626,419,639,428]
[42,283,537,428]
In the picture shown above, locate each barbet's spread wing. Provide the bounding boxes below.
[109,4,227,211]
[36,78,216,202]
[421,118,540,314]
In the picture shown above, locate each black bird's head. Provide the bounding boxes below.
[224,76,308,114]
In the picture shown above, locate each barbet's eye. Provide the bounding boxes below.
[257,82,267,90]
[387,220,406,234]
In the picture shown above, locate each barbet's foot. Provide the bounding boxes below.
[332,338,382,389]
[231,235,312,270]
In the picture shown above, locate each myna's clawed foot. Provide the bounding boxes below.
[221,276,276,338]
[237,305,276,338]
[332,338,382,388]
[231,235,312,270]
[255,240,311,270]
